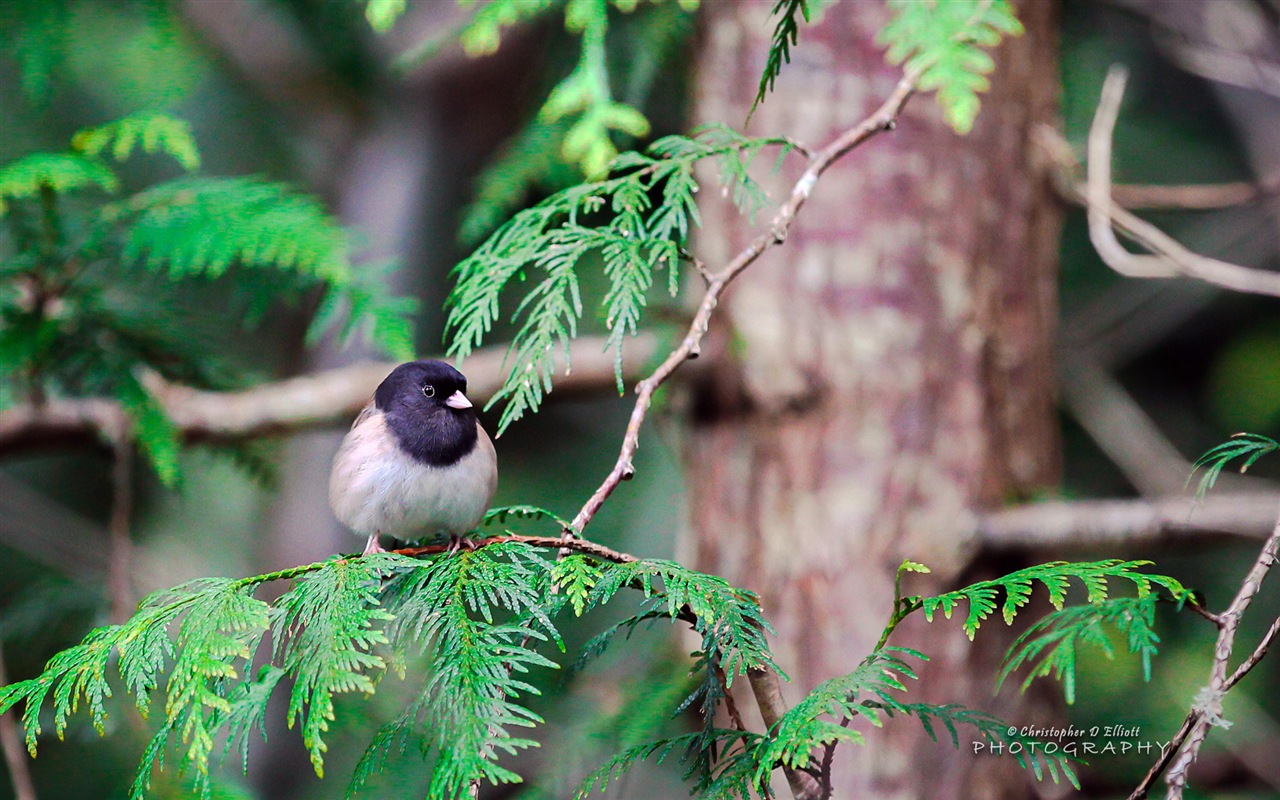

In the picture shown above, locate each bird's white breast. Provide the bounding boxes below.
[328,410,497,540]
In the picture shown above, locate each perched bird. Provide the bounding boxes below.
[329,360,497,555]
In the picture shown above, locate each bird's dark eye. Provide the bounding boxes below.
[422,384,435,398]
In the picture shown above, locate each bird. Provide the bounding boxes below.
[328,359,497,555]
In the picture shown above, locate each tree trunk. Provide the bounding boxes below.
[685,1,1062,796]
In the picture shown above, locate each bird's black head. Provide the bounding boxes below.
[375,360,478,466]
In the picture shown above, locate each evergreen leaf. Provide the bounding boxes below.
[115,371,183,487]
[378,544,561,799]
[272,557,394,777]
[753,648,917,781]
[446,128,796,432]
[111,177,351,283]
[1189,432,1279,498]
[999,595,1168,705]
[72,113,201,172]
[884,702,1080,788]
[877,0,1023,134]
[920,560,1188,640]
[751,0,810,117]
[0,153,119,214]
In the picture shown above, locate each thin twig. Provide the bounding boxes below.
[567,70,918,539]
[1086,66,1280,296]
[1158,514,1280,798]
[393,534,638,564]
[1225,614,1280,690]
[1130,715,1197,800]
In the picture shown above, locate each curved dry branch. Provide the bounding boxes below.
[1086,66,1280,296]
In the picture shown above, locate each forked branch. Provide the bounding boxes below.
[1128,515,1280,799]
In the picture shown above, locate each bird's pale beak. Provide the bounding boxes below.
[445,390,473,410]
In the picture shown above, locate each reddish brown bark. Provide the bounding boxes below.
[685,2,1063,796]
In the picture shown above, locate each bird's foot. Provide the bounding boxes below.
[363,535,386,556]
[446,535,477,555]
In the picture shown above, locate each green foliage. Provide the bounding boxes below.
[576,729,760,799]
[377,0,695,244]
[752,0,809,117]
[551,555,605,617]
[0,575,272,799]
[754,648,918,779]
[483,504,572,528]
[115,371,183,487]
[755,648,1077,789]
[457,0,561,56]
[0,544,773,800]
[366,544,561,797]
[1189,432,1279,498]
[446,125,795,432]
[0,152,119,213]
[112,177,350,282]
[72,112,201,171]
[1000,596,1167,705]
[878,0,1023,134]
[363,0,407,33]
[0,115,417,483]
[2,537,1196,799]
[583,647,1077,797]
[271,558,394,776]
[918,560,1189,640]
[0,549,563,800]
[571,557,780,783]
[886,702,1078,787]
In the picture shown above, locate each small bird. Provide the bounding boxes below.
[329,360,497,555]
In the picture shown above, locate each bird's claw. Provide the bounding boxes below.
[447,535,477,555]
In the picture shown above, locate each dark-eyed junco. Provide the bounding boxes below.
[329,360,497,555]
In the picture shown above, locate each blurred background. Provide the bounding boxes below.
[1,0,1279,798]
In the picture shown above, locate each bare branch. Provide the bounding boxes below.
[978,493,1280,550]
[566,71,919,538]
[748,667,823,800]
[1159,514,1280,798]
[1086,66,1280,296]
[1108,181,1262,211]
[1225,614,1280,691]
[0,334,658,453]
[1059,354,1195,496]
[393,534,638,564]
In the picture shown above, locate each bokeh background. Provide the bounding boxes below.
[1,0,1279,798]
